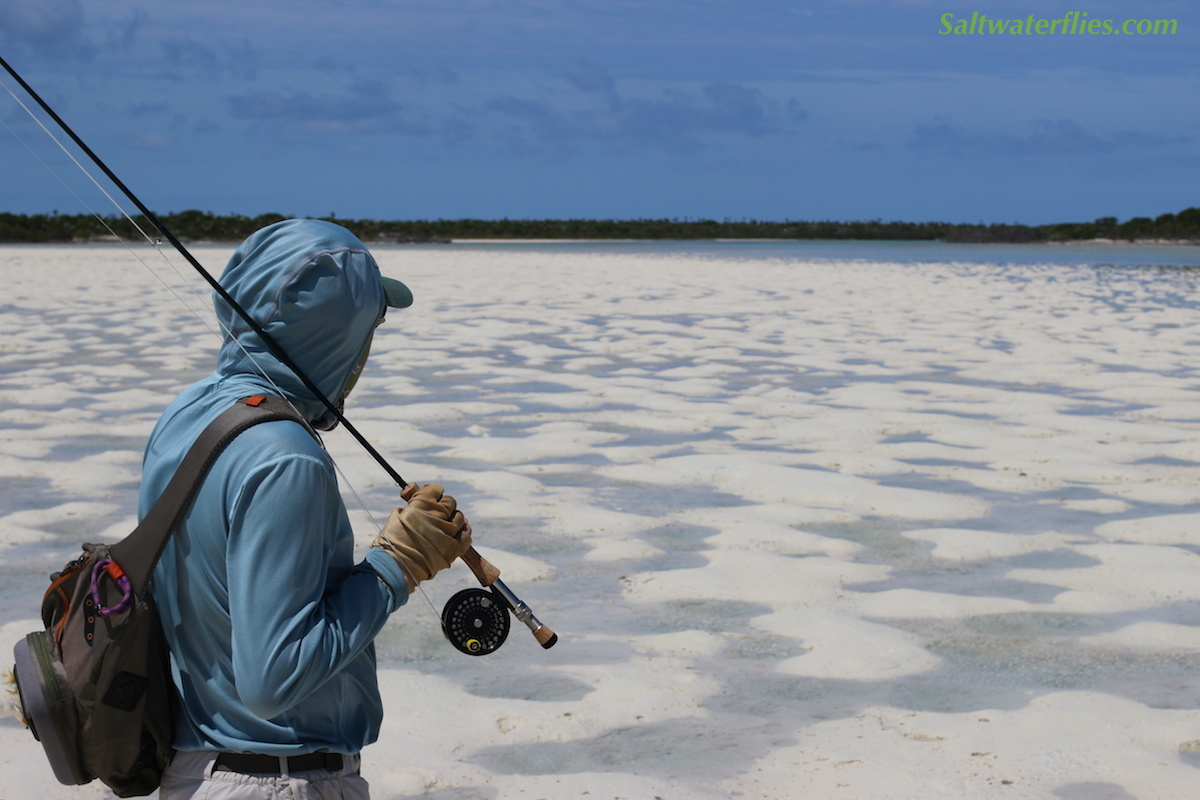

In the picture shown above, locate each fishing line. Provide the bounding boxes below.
[0,73,253,363]
[0,90,226,344]
[0,75,157,244]
[0,75,307,448]
[0,58,400,486]
[0,70,441,617]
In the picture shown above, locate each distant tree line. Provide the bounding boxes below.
[1,207,1198,244]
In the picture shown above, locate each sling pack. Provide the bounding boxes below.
[9,395,307,797]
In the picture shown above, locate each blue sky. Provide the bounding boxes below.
[1,0,1196,224]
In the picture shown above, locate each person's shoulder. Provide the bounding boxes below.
[232,417,327,463]
[215,417,334,500]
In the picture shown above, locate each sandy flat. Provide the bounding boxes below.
[3,242,1200,799]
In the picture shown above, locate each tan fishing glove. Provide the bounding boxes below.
[372,483,472,593]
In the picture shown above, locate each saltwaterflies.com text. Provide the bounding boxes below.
[940,12,1177,36]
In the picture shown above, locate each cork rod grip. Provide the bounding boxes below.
[460,547,501,586]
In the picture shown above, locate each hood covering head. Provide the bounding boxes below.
[214,219,405,428]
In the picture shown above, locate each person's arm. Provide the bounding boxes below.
[224,452,403,719]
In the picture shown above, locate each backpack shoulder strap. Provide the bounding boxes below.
[109,395,310,597]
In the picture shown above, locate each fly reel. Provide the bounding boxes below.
[441,587,511,656]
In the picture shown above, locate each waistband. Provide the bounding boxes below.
[213,752,345,775]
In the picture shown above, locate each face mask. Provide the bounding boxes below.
[312,334,373,432]
[341,335,373,402]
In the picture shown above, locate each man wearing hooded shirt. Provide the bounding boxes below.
[139,219,471,799]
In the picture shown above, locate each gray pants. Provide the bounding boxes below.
[160,751,370,800]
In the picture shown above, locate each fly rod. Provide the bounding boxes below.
[0,54,556,652]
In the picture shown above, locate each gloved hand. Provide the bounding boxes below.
[372,483,472,593]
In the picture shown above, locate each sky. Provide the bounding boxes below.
[0,0,1197,224]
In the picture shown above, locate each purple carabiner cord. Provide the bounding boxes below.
[91,558,133,616]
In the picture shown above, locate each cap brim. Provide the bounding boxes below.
[381,276,413,309]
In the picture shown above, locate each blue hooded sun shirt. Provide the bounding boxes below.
[139,219,409,755]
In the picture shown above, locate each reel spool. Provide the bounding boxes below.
[441,587,511,656]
